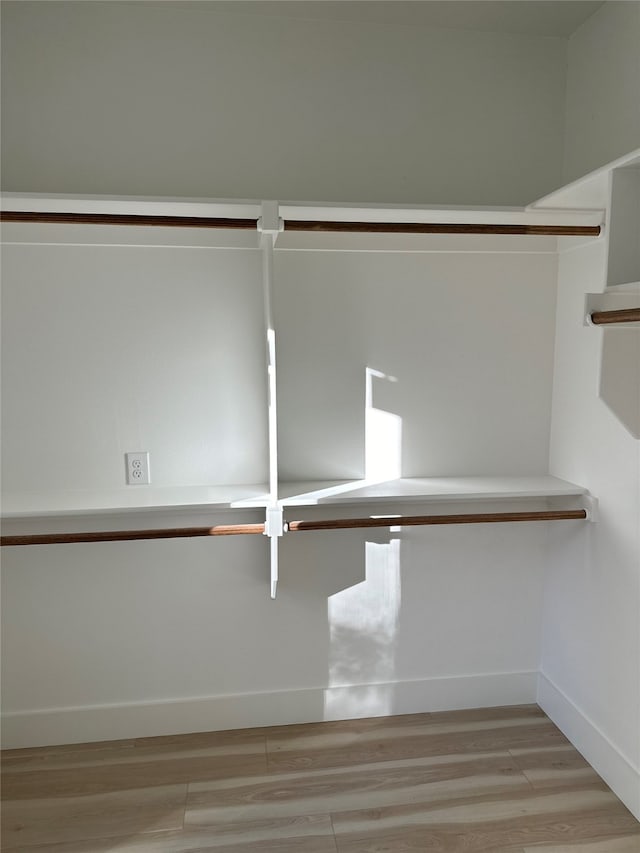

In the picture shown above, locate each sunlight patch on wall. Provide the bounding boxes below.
[365,367,401,482]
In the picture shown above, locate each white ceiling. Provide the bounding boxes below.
[211,1,604,37]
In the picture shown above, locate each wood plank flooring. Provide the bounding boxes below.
[2,705,639,852]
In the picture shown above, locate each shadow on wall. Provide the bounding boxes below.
[599,329,640,437]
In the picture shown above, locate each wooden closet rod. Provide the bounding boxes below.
[1,211,600,237]
[283,221,601,237]
[286,509,587,532]
[0,212,258,229]
[1,509,586,546]
[0,523,266,547]
[590,308,640,325]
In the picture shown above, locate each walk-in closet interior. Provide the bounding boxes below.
[1,1,639,847]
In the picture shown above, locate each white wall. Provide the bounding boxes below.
[540,22,640,815]
[1,236,268,494]
[1,229,559,497]
[1,503,549,747]
[0,1,567,205]
[539,236,640,818]
[275,249,557,480]
[563,1,640,184]
[1,233,559,747]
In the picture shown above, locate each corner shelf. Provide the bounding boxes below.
[528,148,640,213]
[585,283,640,329]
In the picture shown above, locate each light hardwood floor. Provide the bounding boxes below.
[2,705,639,852]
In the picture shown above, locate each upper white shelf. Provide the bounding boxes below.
[278,476,586,507]
[1,192,603,224]
[2,191,604,256]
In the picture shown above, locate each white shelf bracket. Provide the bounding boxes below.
[583,494,598,523]
[265,505,284,538]
[257,200,284,245]
[264,505,284,599]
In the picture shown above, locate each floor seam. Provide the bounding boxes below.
[329,811,340,852]
[508,749,537,792]
[180,781,189,830]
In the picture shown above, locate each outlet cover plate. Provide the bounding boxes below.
[126,452,150,485]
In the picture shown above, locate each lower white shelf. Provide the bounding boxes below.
[1,476,586,524]
[1,475,586,524]
[278,476,586,507]
[1,475,591,604]
[0,484,270,521]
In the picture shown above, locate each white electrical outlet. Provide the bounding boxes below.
[126,452,150,485]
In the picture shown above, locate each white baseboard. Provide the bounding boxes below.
[538,671,640,821]
[1,670,537,749]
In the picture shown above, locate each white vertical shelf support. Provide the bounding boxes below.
[258,201,284,598]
